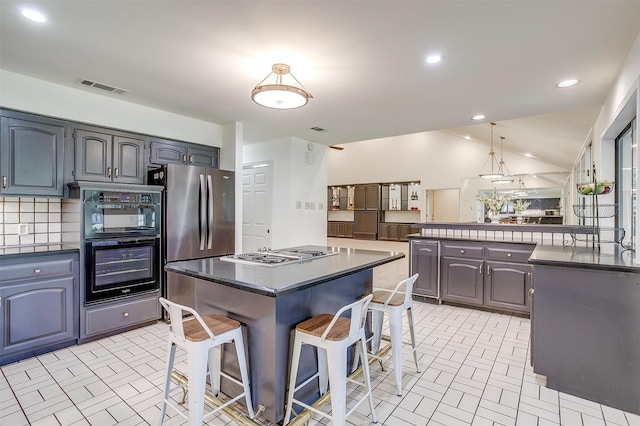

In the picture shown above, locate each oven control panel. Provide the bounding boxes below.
[84,191,159,204]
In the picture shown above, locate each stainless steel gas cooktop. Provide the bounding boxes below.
[221,248,338,267]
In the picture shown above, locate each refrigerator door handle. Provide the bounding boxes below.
[199,174,206,250]
[207,174,214,250]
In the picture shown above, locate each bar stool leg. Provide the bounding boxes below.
[208,345,221,396]
[284,335,303,425]
[159,342,177,425]
[233,331,255,418]
[318,347,329,395]
[388,309,404,396]
[358,335,378,423]
[407,307,421,373]
[187,344,208,425]
[371,310,384,354]
[326,347,348,426]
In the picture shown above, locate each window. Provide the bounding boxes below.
[615,119,636,249]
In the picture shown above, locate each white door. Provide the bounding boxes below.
[242,163,272,252]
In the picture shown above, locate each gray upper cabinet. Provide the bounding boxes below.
[149,137,219,168]
[73,128,145,184]
[0,112,66,196]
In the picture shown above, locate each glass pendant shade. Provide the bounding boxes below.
[251,64,312,109]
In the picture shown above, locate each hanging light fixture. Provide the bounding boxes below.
[513,176,528,196]
[251,63,313,109]
[491,136,514,184]
[478,122,503,179]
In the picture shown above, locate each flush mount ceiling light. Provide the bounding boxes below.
[478,122,503,179]
[426,54,442,64]
[251,63,312,109]
[491,136,514,184]
[472,114,486,121]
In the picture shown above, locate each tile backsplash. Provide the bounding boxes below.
[0,197,80,246]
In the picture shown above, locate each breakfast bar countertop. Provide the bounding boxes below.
[164,245,405,297]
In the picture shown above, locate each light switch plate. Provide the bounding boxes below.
[18,223,29,235]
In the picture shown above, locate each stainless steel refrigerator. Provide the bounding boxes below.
[149,164,235,309]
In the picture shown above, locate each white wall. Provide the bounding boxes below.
[0,69,222,146]
[328,130,564,222]
[243,137,328,249]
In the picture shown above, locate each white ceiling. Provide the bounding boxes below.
[1,1,639,170]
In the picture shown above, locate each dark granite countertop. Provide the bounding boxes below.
[164,245,405,297]
[529,244,640,273]
[0,243,80,259]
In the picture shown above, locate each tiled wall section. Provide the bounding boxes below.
[419,226,593,247]
[0,197,80,246]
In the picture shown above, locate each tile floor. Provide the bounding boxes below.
[1,239,639,425]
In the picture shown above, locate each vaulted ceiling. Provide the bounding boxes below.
[1,1,638,169]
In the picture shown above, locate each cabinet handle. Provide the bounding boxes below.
[182,154,187,163]
[2,176,6,188]
[107,167,112,177]
[115,167,119,178]
[123,312,129,317]
[189,155,194,163]
[34,268,41,274]
[479,264,482,274]
[527,288,534,300]
[460,249,465,254]
[507,253,512,257]
[487,265,491,275]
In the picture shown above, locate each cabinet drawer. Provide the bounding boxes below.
[485,245,534,262]
[84,295,158,337]
[0,258,74,282]
[441,243,484,259]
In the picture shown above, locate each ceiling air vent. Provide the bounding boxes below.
[77,78,129,94]
[310,126,326,132]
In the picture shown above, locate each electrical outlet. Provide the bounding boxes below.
[18,223,29,235]
[319,202,323,210]
[296,201,302,209]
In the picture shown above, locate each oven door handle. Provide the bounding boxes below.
[207,174,214,250]
[199,174,206,251]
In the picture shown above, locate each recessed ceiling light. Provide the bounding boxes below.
[472,115,486,120]
[464,135,472,140]
[556,79,579,88]
[21,8,46,22]
[426,54,442,64]
[524,153,533,157]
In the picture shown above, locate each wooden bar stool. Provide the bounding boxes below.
[158,297,254,425]
[365,274,421,396]
[284,294,377,425]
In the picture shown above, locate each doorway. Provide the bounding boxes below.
[242,162,272,252]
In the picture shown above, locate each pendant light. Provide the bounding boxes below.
[491,136,514,184]
[251,63,313,109]
[513,176,528,196]
[478,122,503,179]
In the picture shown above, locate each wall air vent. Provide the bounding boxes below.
[77,78,129,94]
[310,127,326,132]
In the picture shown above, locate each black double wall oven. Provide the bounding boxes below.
[73,183,163,305]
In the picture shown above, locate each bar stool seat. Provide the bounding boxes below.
[366,274,421,396]
[159,297,254,425]
[284,294,377,425]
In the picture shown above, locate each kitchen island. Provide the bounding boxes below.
[164,245,404,423]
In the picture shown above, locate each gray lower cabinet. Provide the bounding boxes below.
[149,137,219,167]
[412,239,534,314]
[80,293,159,342]
[441,256,484,306]
[73,128,145,184]
[532,264,639,414]
[485,260,531,313]
[410,240,439,298]
[0,252,78,365]
[0,111,67,196]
